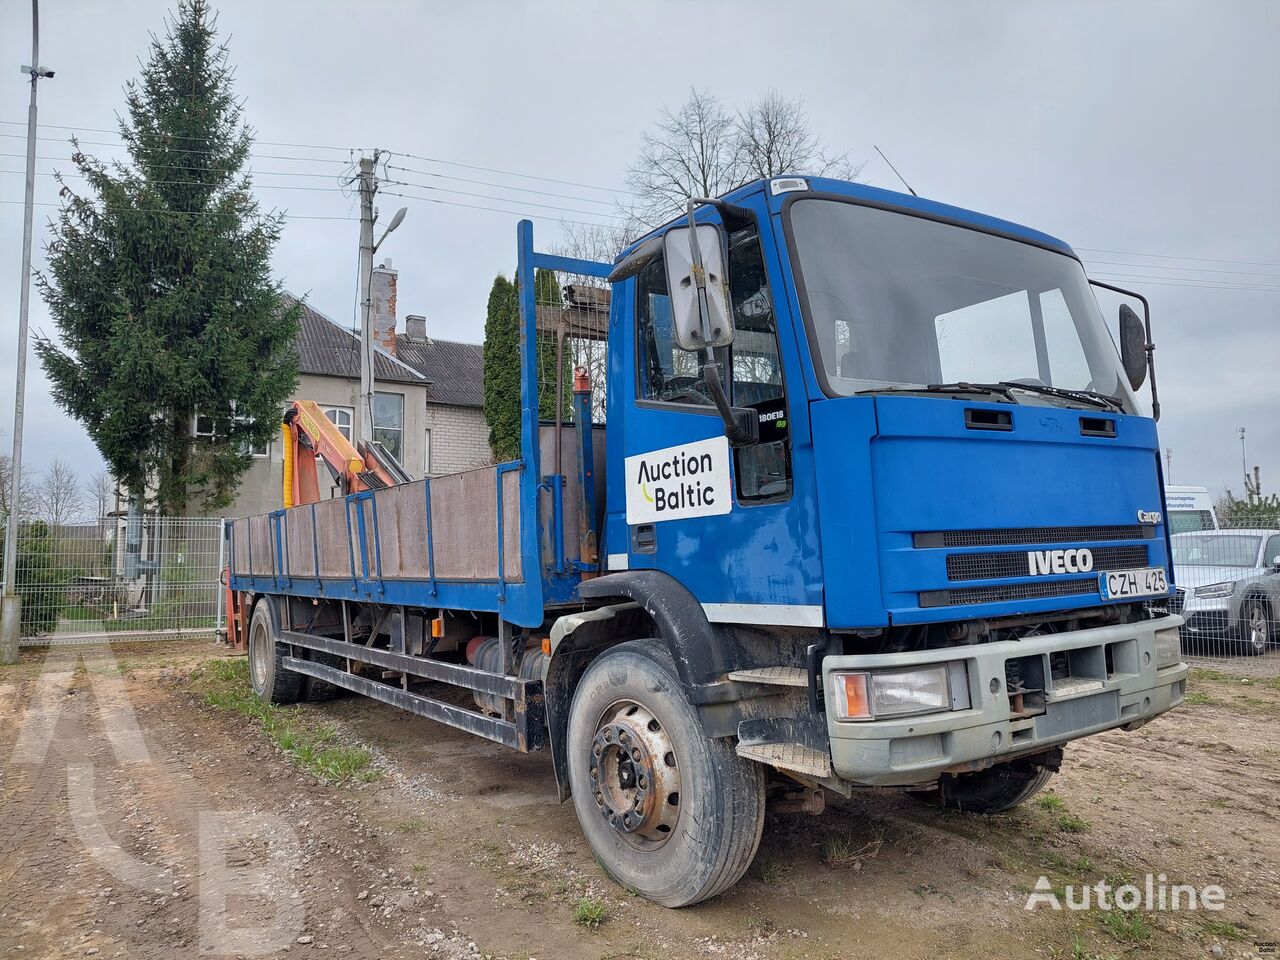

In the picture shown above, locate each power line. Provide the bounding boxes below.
[0,198,356,221]
[389,149,626,195]
[1076,246,1280,270]
[384,162,621,207]
[378,189,621,230]
[382,179,622,221]
[1089,271,1280,293]
[0,118,360,153]
[0,168,349,193]
[1082,257,1280,280]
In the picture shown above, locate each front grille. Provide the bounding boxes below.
[946,545,1149,582]
[920,578,1098,608]
[915,524,1153,549]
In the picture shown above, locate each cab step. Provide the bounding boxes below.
[727,666,808,687]
[736,741,833,779]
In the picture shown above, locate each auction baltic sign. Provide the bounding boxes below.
[625,435,732,524]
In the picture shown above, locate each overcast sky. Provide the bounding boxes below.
[2,0,1278,505]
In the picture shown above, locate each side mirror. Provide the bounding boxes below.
[664,223,733,351]
[1118,303,1147,391]
[1271,554,1280,571]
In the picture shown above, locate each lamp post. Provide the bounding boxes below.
[1,0,54,665]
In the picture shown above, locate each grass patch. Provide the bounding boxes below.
[822,831,884,868]
[1096,910,1152,944]
[1035,793,1066,812]
[1056,813,1091,834]
[1198,919,1247,941]
[188,658,379,785]
[1184,690,1213,706]
[396,817,427,834]
[571,896,606,930]
[757,858,792,885]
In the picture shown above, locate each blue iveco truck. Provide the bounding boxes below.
[227,175,1188,907]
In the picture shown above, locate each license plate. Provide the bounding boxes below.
[1099,566,1169,600]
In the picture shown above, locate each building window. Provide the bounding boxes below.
[373,391,404,464]
[322,405,354,442]
[192,411,269,457]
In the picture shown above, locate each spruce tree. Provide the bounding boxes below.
[36,0,299,515]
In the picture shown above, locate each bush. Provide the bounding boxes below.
[0,520,70,635]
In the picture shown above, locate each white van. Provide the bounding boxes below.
[1165,485,1218,533]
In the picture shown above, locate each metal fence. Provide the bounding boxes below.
[1159,515,1280,676]
[2,516,224,646]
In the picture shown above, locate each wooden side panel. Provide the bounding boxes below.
[248,514,273,576]
[314,497,352,579]
[284,506,317,578]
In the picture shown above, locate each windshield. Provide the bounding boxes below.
[787,198,1137,411]
[1171,534,1261,568]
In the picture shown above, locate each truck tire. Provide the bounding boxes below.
[925,763,1055,814]
[566,639,765,907]
[247,600,302,705]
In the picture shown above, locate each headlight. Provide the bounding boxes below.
[1194,581,1236,599]
[831,664,954,721]
[1155,627,1182,668]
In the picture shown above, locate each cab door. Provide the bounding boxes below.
[603,208,824,628]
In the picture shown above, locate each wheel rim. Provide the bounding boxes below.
[249,618,270,691]
[1249,605,1267,650]
[588,699,681,850]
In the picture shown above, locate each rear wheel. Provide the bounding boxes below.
[247,600,302,705]
[566,640,765,907]
[1241,598,1271,656]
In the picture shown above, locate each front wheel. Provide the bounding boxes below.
[1240,598,1271,656]
[566,640,765,907]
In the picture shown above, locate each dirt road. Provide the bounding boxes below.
[1,640,1276,959]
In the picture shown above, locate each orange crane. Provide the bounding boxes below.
[279,399,410,507]
[224,400,411,650]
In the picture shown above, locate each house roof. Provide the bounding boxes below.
[395,333,484,408]
[284,293,427,385]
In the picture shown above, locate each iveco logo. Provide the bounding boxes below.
[1137,509,1162,524]
[1027,548,1095,576]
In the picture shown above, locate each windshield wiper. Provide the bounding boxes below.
[855,382,1016,401]
[996,381,1125,413]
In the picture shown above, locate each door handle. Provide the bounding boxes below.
[631,524,656,554]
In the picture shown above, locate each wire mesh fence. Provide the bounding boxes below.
[2,516,224,646]
[1157,515,1280,676]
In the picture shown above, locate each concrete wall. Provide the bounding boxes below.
[422,403,492,477]
[223,373,432,518]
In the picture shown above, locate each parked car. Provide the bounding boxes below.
[1170,529,1280,655]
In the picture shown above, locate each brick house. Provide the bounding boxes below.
[222,260,491,518]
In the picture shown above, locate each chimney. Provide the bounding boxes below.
[405,314,427,342]
[370,258,397,356]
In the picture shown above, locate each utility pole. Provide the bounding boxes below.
[2,0,53,665]
[1239,427,1248,496]
[352,150,405,450]
[1164,447,1173,484]
[355,155,377,448]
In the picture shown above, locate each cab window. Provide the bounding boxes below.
[635,256,715,406]
[727,228,792,502]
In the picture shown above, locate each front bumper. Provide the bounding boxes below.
[822,616,1188,787]
[1176,594,1241,638]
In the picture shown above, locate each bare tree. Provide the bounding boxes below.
[735,91,863,183]
[87,470,116,521]
[627,88,743,227]
[35,459,86,528]
[627,87,864,227]
[0,432,36,520]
